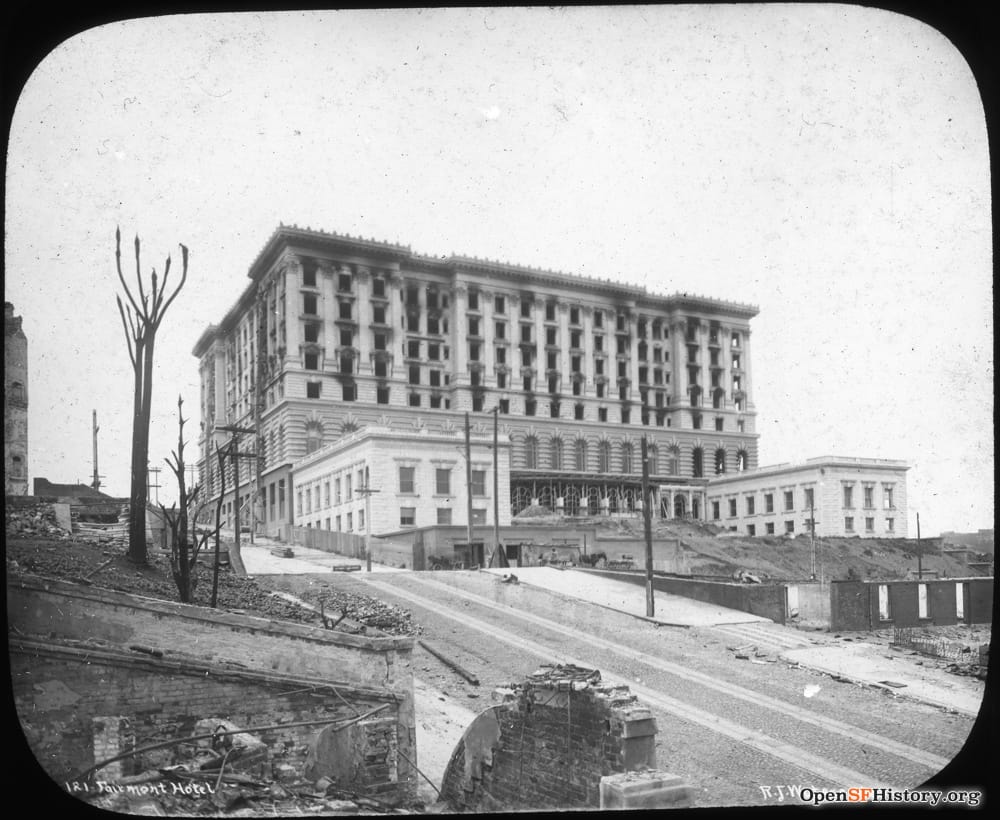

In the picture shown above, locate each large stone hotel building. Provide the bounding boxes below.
[194,225,760,537]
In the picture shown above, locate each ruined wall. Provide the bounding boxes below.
[830,578,994,630]
[7,575,416,801]
[581,568,788,623]
[11,639,395,792]
[440,666,657,812]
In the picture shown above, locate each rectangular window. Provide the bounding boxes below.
[399,466,415,493]
[804,487,814,510]
[495,322,505,339]
[845,517,854,532]
[303,293,317,314]
[336,515,342,531]
[712,501,720,520]
[471,470,486,496]
[304,352,319,370]
[494,295,505,313]
[520,300,531,318]
[400,507,416,526]
[784,490,794,511]
[883,486,895,509]
[865,517,874,532]
[764,493,774,513]
[335,478,342,505]
[864,485,874,509]
[785,520,795,534]
[346,512,353,531]
[728,498,737,517]
[324,482,330,507]
[296,491,303,516]
[468,317,480,336]
[437,507,452,525]
[746,496,755,515]
[377,386,390,404]
[747,524,756,537]
[886,517,894,532]
[307,382,321,399]
[766,522,775,535]
[358,509,365,530]
[436,468,451,495]
[843,485,854,508]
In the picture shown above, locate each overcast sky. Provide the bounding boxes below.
[5,6,992,535]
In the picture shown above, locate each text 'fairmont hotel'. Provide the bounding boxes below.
[194,225,758,535]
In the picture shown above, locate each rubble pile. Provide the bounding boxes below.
[72,504,129,548]
[6,538,418,636]
[5,504,70,538]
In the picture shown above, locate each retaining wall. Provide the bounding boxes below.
[7,574,416,801]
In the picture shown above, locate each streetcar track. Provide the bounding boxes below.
[402,573,951,772]
[362,575,909,789]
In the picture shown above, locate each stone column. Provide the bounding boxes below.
[558,302,570,391]
[453,282,468,381]
[628,310,639,407]
[281,253,302,367]
[388,271,403,380]
[583,306,595,408]
[669,320,684,400]
[742,328,753,411]
[355,266,372,375]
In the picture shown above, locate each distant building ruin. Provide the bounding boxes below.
[5,302,28,495]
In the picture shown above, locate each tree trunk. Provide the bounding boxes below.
[127,352,147,563]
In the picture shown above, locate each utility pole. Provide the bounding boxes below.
[465,411,474,550]
[641,436,654,617]
[216,423,257,559]
[492,406,500,566]
[810,493,816,579]
[355,467,379,572]
[916,512,922,579]
[91,410,101,491]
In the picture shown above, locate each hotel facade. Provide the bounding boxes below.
[193,225,760,537]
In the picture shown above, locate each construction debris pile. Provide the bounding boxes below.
[72,504,129,547]
[5,503,70,538]
[81,718,419,816]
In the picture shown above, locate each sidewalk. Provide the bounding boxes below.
[240,541,402,575]
[781,642,985,717]
[483,566,769,626]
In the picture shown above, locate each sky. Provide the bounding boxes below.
[5,6,992,535]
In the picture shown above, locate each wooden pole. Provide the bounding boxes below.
[465,412,474,550]
[641,436,654,617]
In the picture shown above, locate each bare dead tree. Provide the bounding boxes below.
[116,227,188,563]
[160,396,207,603]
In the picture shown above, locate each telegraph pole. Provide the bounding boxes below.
[810,494,817,579]
[91,410,102,491]
[465,411,474,550]
[641,436,654,617]
[916,512,923,579]
[355,467,379,572]
[492,406,500,565]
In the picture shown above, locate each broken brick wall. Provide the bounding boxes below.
[7,574,416,801]
[11,639,397,793]
[440,666,656,812]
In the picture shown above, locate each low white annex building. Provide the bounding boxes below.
[290,422,512,536]
[706,456,909,538]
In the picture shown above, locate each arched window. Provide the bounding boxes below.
[551,437,563,470]
[714,448,727,475]
[575,439,588,471]
[692,447,704,478]
[598,441,611,473]
[648,444,658,475]
[305,421,323,454]
[736,449,748,472]
[525,436,539,469]
[667,445,680,476]
[712,388,724,409]
[621,442,634,473]
[11,455,24,476]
